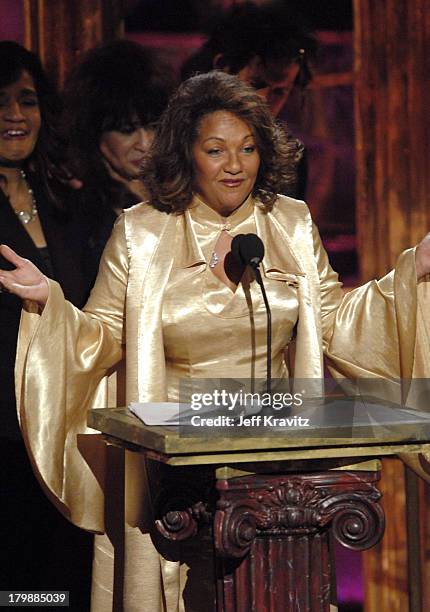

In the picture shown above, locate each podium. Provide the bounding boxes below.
[88,406,430,611]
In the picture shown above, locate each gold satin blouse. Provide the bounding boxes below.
[15,194,427,611]
[163,195,298,397]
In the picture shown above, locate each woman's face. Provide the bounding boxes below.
[192,110,260,217]
[0,70,41,165]
[99,124,154,181]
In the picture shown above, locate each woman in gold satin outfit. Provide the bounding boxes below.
[1,71,430,611]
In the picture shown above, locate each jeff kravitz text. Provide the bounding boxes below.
[190,415,310,427]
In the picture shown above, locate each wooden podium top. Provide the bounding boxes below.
[88,405,430,467]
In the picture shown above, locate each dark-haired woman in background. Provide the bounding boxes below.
[0,41,91,602]
[61,40,175,291]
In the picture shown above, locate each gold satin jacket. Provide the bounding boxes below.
[15,192,422,528]
[15,195,423,610]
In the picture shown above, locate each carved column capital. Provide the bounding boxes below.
[214,471,384,558]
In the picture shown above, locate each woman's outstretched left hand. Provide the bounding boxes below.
[0,244,49,306]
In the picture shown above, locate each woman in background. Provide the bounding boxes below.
[0,41,91,604]
[61,40,175,290]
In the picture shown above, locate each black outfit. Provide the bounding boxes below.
[0,175,92,610]
[80,204,118,294]
[71,184,141,297]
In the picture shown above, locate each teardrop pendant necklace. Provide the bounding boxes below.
[209,222,232,268]
[13,169,38,225]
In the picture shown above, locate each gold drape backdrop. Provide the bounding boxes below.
[23,0,124,88]
[354,0,430,282]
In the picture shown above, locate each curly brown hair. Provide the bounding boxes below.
[144,71,301,213]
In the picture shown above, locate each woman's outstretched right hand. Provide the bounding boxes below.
[0,244,49,306]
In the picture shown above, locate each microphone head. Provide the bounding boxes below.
[231,233,265,268]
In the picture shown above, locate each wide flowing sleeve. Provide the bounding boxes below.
[311,222,430,483]
[15,215,128,532]
[313,222,424,398]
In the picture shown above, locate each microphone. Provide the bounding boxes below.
[231,234,264,269]
[231,233,272,396]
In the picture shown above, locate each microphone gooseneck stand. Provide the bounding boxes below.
[231,233,272,396]
[252,265,272,397]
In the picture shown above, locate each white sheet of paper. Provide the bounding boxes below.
[128,402,188,426]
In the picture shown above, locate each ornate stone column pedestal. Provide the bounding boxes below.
[156,470,385,612]
[88,406,430,611]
